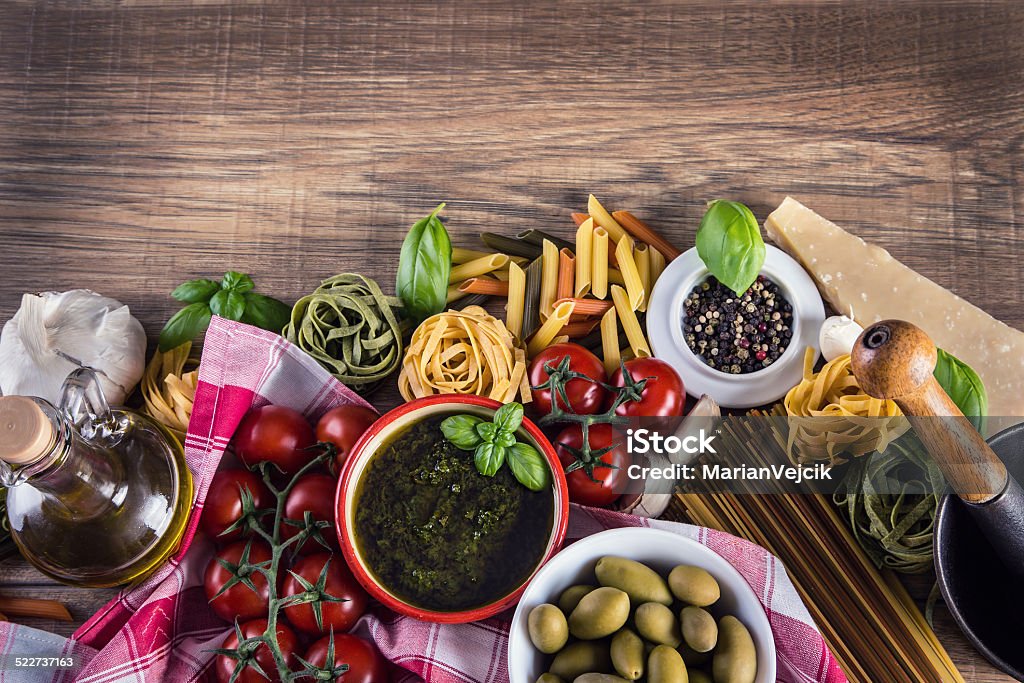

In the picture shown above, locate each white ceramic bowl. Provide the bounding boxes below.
[647,245,826,408]
[508,527,776,683]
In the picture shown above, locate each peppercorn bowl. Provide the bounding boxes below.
[647,245,825,408]
[335,394,569,623]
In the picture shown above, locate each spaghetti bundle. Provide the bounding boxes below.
[784,349,909,465]
[398,305,530,403]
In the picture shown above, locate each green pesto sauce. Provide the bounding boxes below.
[354,414,553,612]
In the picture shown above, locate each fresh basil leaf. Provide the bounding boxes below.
[441,415,485,450]
[221,271,255,294]
[171,279,220,304]
[476,421,498,443]
[396,204,452,324]
[474,443,506,477]
[934,348,988,432]
[495,431,517,449]
[695,200,766,296]
[508,442,552,492]
[493,402,524,434]
[210,290,246,321]
[159,302,212,352]
[242,292,292,333]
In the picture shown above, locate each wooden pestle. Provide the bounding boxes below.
[850,320,1007,503]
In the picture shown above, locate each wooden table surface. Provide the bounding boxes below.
[1,1,1021,680]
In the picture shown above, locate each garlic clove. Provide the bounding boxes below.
[819,315,864,362]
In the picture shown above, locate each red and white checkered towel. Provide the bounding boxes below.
[0,317,846,683]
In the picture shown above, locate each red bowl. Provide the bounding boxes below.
[335,395,569,623]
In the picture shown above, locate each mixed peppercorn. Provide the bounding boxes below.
[682,275,793,374]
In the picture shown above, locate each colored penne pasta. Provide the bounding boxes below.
[459,278,510,296]
[591,227,610,299]
[553,297,613,316]
[539,239,559,320]
[482,232,542,259]
[505,261,526,338]
[614,236,645,311]
[612,210,682,261]
[452,246,493,264]
[635,242,651,313]
[449,254,510,283]
[517,229,574,250]
[571,212,590,227]
[522,257,544,340]
[588,194,627,242]
[600,307,621,376]
[528,300,576,357]
[611,285,652,358]
[556,248,575,301]
[558,319,599,339]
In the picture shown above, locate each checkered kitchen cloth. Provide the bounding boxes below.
[0,317,846,683]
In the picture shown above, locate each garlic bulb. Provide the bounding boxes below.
[819,315,864,362]
[0,290,146,405]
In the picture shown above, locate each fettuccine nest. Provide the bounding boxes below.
[784,349,909,465]
[142,342,199,442]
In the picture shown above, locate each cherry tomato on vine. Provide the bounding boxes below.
[610,357,686,418]
[315,404,378,471]
[204,540,274,622]
[233,405,316,476]
[283,473,339,551]
[528,343,609,416]
[201,468,272,541]
[281,552,368,635]
[555,423,629,508]
[303,634,387,683]
[214,618,298,683]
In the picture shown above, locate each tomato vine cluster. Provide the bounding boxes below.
[202,404,386,683]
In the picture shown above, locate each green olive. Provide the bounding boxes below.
[667,565,720,607]
[680,606,718,653]
[529,603,570,654]
[573,675,630,683]
[559,585,597,614]
[550,642,613,680]
[634,602,681,647]
[712,616,757,683]
[595,557,673,606]
[678,642,711,668]
[569,587,631,640]
[688,670,713,683]
[648,644,689,683]
[610,628,645,680]
[537,676,565,683]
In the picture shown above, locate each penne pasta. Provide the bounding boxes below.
[447,283,467,304]
[458,278,510,296]
[522,257,544,339]
[611,285,652,358]
[591,227,610,299]
[517,229,574,250]
[528,300,576,357]
[571,212,590,227]
[539,239,559,320]
[449,254,510,283]
[648,245,666,288]
[550,335,570,346]
[556,248,575,301]
[482,233,542,259]
[553,297,613,316]
[600,307,621,376]
[635,243,651,313]
[612,210,682,261]
[607,268,626,286]
[491,269,511,281]
[558,319,599,339]
[574,218,593,297]
[505,261,526,338]
[452,246,493,264]
[588,194,628,242]
[614,236,645,311]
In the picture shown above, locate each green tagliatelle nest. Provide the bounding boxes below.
[284,273,406,395]
[833,434,944,574]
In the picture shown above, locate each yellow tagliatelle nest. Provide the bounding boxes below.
[784,348,909,465]
[142,342,199,441]
[398,305,531,403]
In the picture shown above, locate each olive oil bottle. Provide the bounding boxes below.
[0,368,192,587]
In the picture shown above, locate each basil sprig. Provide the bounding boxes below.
[440,402,553,491]
[396,204,452,324]
[696,200,766,296]
[934,348,988,433]
[159,271,291,351]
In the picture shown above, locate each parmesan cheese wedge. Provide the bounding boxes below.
[765,197,1024,425]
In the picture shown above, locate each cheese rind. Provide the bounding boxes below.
[765,197,1024,424]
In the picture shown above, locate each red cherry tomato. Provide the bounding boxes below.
[233,405,316,476]
[555,423,629,508]
[201,468,272,541]
[204,540,274,622]
[281,552,369,635]
[283,473,339,551]
[315,404,378,471]
[611,358,686,418]
[528,343,609,415]
[303,634,387,683]
[214,618,298,683]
